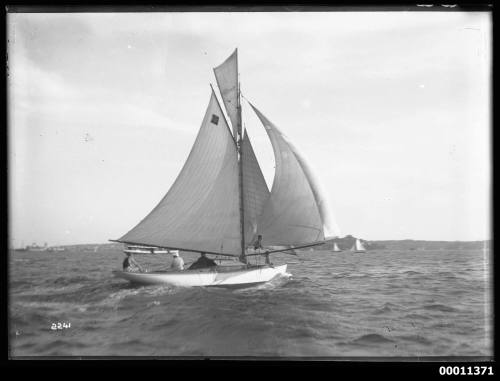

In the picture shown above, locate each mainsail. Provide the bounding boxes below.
[248,104,335,247]
[213,48,240,138]
[117,90,241,255]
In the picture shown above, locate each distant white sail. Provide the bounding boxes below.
[333,242,341,252]
[356,239,366,251]
[352,239,366,252]
[213,49,239,138]
[248,104,333,247]
[117,90,241,255]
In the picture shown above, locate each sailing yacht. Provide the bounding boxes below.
[332,242,342,252]
[112,49,336,287]
[351,239,366,253]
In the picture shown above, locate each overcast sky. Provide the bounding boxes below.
[8,11,491,247]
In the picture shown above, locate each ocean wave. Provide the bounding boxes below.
[140,285,179,297]
[12,258,31,263]
[109,338,144,347]
[372,302,406,315]
[350,333,395,345]
[429,322,456,329]
[43,339,88,351]
[291,326,323,340]
[403,313,432,320]
[372,305,392,315]
[51,275,92,286]
[345,273,370,279]
[14,283,90,298]
[98,284,179,309]
[153,318,182,329]
[402,270,422,276]
[100,288,143,308]
[396,334,433,346]
[422,304,458,313]
[9,280,32,289]
[12,300,92,317]
[10,328,36,339]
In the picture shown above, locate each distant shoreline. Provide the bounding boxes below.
[10,238,490,252]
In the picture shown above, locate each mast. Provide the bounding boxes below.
[236,49,246,263]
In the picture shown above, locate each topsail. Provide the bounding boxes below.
[213,49,240,138]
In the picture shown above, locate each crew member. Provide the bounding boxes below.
[170,251,184,270]
[123,252,144,272]
[188,252,217,270]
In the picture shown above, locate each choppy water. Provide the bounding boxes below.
[9,248,492,357]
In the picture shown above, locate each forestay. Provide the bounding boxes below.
[117,90,241,255]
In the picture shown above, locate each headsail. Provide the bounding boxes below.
[116,90,241,255]
[241,129,270,245]
[213,49,240,138]
[248,103,336,247]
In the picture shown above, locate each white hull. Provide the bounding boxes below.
[113,264,288,287]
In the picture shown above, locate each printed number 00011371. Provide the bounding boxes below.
[439,366,493,376]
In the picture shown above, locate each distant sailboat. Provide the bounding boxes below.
[111,49,337,287]
[351,238,366,253]
[332,242,342,252]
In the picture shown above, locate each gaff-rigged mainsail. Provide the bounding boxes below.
[248,104,337,247]
[116,90,241,255]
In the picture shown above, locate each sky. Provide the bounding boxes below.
[7,11,491,247]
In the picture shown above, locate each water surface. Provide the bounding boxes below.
[9,248,492,357]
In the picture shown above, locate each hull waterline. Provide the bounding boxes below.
[113,264,288,287]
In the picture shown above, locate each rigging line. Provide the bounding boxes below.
[259,239,333,255]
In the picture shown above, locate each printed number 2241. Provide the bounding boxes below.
[51,322,71,330]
